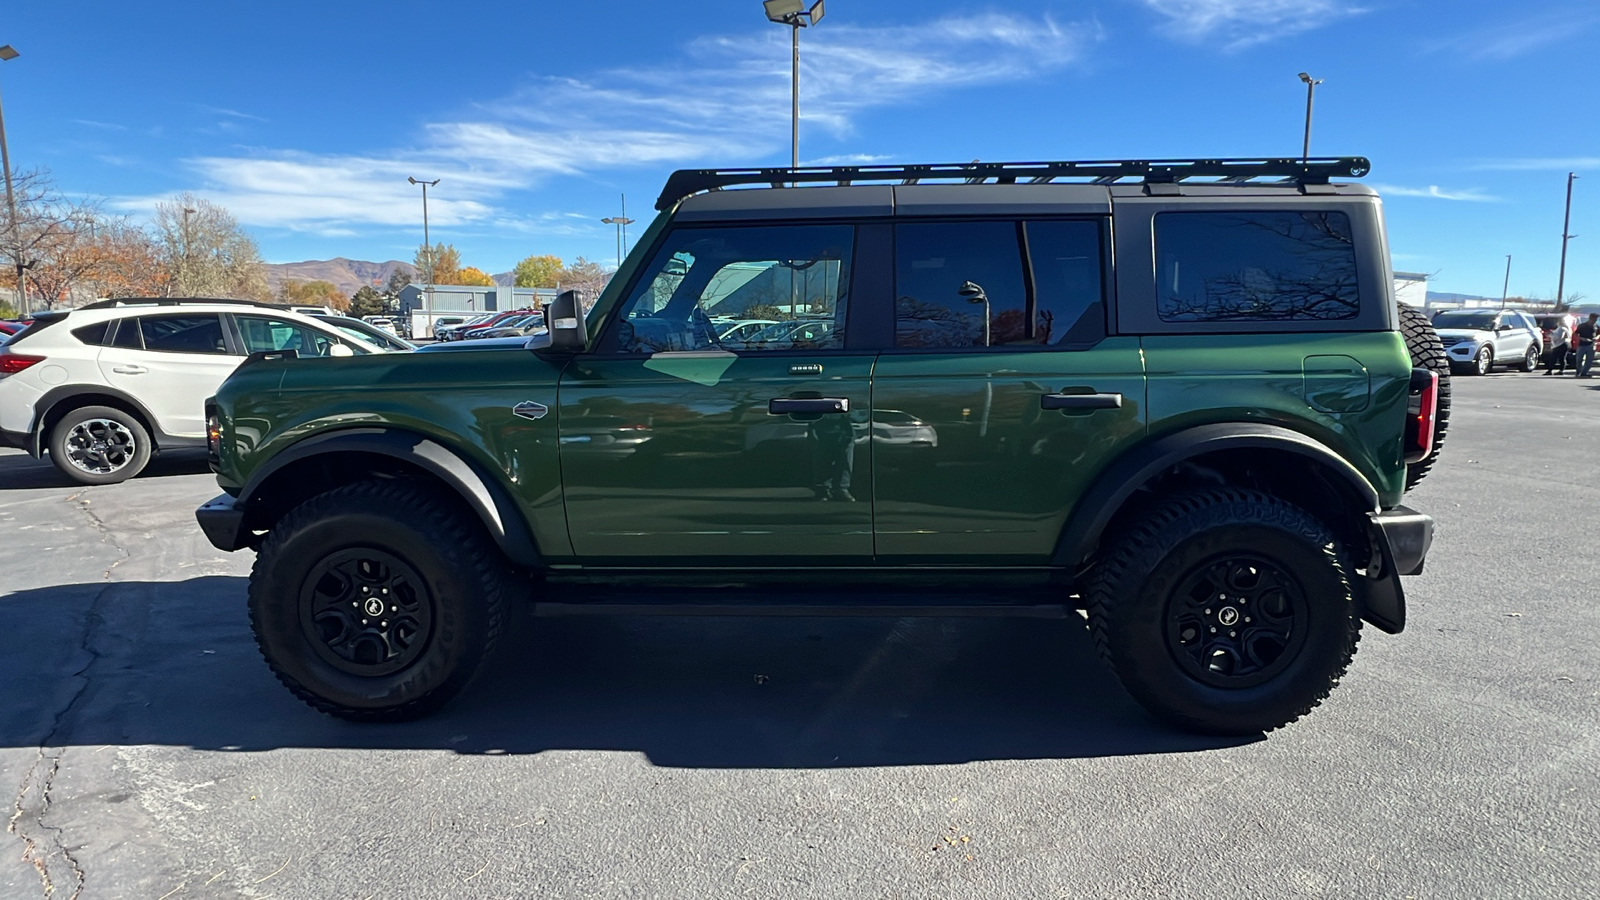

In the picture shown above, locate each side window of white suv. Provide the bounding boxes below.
[136,315,229,354]
[236,316,338,358]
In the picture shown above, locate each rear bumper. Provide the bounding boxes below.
[0,425,31,453]
[1373,505,1433,576]
[196,493,250,552]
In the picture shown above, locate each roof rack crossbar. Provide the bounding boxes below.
[656,156,1370,210]
[77,297,282,311]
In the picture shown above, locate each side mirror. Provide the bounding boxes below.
[329,343,355,358]
[543,290,587,353]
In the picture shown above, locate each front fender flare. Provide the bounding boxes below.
[238,427,542,567]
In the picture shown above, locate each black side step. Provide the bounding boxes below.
[533,600,1070,619]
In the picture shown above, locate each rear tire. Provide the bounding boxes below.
[1086,490,1361,735]
[1398,305,1450,490]
[48,405,152,485]
[248,480,512,721]
[1520,343,1539,372]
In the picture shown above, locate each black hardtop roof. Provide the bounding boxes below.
[657,156,1371,211]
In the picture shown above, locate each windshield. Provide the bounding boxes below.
[1433,312,1498,330]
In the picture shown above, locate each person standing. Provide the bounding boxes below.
[1545,318,1573,374]
[1576,313,1599,378]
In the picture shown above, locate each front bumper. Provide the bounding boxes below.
[197,493,250,552]
[1443,342,1480,364]
[1373,505,1433,576]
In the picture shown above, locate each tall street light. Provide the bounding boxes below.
[601,194,635,270]
[1501,255,1512,309]
[0,44,23,313]
[408,176,440,313]
[1298,72,1323,163]
[764,1,826,171]
[1556,172,1579,309]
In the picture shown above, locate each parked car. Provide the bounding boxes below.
[0,298,378,485]
[450,309,538,341]
[1534,313,1578,356]
[715,319,780,342]
[312,314,416,352]
[0,320,25,336]
[1431,308,1541,375]
[431,315,485,341]
[199,155,1442,735]
[470,313,547,340]
[414,335,542,352]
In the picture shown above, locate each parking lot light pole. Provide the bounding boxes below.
[1501,256,1511,309]
[1298,72,1323,164]
[0,44,24,314]
[602,194,636,270]
[764,1,826,171]
[408,176,440,313]
[1556,172,1578,309]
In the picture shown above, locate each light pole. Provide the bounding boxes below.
[408,176,440,313]
[763,1,827,170]
[0,44,24,313]
[1298,72,1323,163]
[1501,255,1512,309]
[601,195,635,270]
[1556,172,1579,309]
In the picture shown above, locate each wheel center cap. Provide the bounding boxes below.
[1218,606,1241,627]
[363,597,385,617]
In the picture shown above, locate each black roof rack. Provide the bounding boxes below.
[77,297,282,311]
[656,156,1371,210]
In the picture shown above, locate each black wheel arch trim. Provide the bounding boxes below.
[233,427,543,567]
[1054,422,1419,633]
[29,384,188,457]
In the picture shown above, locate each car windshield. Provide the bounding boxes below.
[1433,312,1498,330]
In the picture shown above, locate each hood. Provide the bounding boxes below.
[1435,328,1491,340]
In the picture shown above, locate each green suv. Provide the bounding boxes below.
[197,157,1445,734]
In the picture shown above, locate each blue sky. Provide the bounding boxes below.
[3,1,1596,299]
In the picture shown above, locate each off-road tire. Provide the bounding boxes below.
[1086,490,1361,735]
[248,479,512,721]
[1399,304,1450,490]
[1519,343,1540,372]
[48,405,153,486]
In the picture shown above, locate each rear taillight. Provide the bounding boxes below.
[1405,368,1438,463]
[0,352,45,376]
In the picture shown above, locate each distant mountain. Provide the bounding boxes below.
[264,258,415,298]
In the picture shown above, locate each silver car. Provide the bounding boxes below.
[1432,308,1542,375]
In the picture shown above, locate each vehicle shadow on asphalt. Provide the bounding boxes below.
[0,576,1254,766]
[0,449,211,490]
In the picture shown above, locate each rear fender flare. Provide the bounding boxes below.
[1054,422,1381,567]
[31,385,169,457]
[240,427,542,567]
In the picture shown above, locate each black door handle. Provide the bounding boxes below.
[769,397,850,415]
[1041,392,1123,411]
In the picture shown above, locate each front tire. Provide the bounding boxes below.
[248,480,512,721]
[48,405,152,485]
[1086,490,1361,735]
[1473,346,1492,375]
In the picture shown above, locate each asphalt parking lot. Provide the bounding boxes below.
[2,373,1596,899]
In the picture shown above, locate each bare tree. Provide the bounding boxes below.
[153,194,270,301]
[0,168,107,310]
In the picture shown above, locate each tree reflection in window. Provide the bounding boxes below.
[1156,211,1360,322]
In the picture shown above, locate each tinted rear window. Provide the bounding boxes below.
[139,315,228,354]
[1155,211,1360,323]
[72,321,112,346]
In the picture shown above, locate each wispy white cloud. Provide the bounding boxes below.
[1372,184,1499,202]
[195,105,269,123]
[1425,9,1600,61]
[1467,157,1600,172]
[73,119,127,131]
[1137,1,1366,49]
[115,13,1096,233]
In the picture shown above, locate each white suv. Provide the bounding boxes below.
[0,299,381,485]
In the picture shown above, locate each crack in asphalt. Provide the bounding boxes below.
[5,488,130,900]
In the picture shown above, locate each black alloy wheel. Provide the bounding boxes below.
[1166,555,1308,690]
[300,549,434,677]
[1087,489,1361,735]
[248,479,513,721]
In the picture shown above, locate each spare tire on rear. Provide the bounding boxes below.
[1399,304,1450,491]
